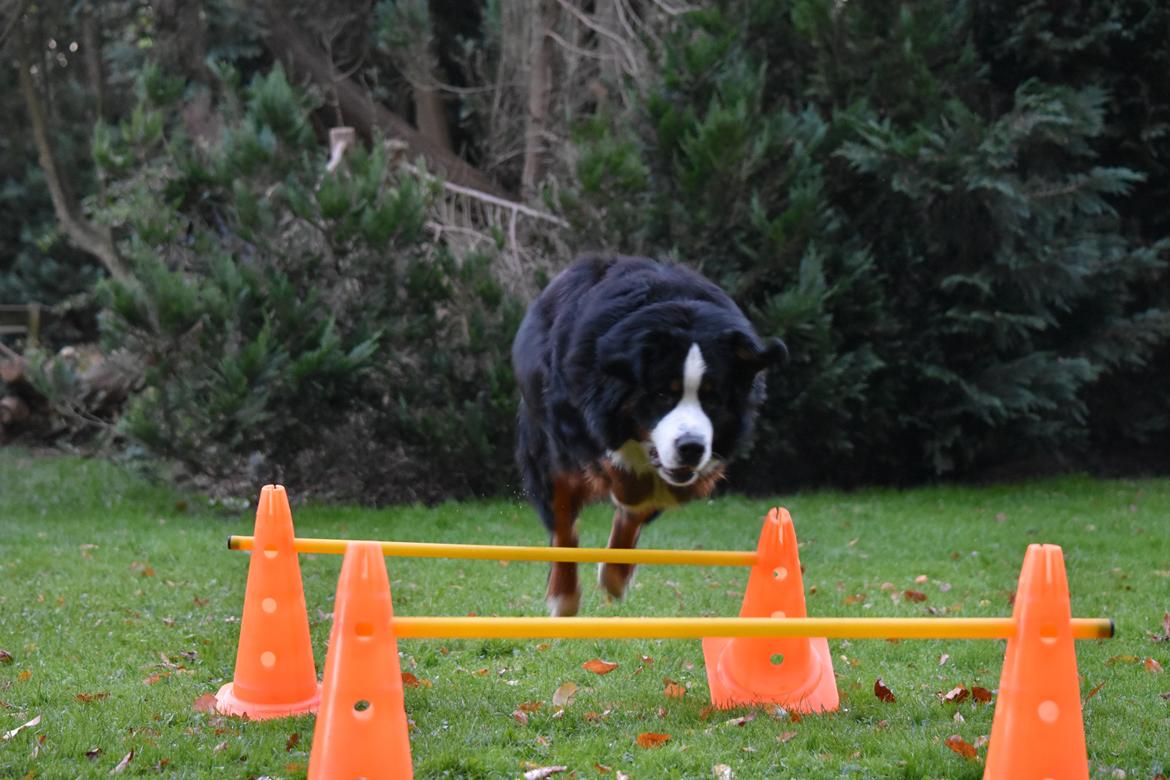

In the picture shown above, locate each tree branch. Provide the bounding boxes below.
[17,39,130,281]
[263,1,510,199]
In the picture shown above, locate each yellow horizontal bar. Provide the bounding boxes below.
[391,616,1114,640]
[228,535,757,566]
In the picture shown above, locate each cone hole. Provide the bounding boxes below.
[260,651,276,668]
[263,545,278,560]
[1037,700,1059,724]
[355,621,375,639]
[261,597,277,614]
[770,653,785,666]
[353,699,373,721]
[772,566,788,581]
[1039,623,1059,645]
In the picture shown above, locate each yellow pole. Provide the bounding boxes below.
[228,535,757,566]
[390,616,1114,640]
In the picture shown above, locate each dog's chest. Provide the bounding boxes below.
[600,441,719,512]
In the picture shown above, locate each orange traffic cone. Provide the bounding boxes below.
[308,542,413,779]
[702,507,838,712]
[216,485,321,719]
[984,544,1088,779]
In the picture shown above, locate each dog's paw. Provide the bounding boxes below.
[598,562,636,600]
[547,589,581,617]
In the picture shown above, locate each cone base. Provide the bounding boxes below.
[214,680,321,720]
[701,636,839,712]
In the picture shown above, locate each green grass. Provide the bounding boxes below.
[1,449,1167,778]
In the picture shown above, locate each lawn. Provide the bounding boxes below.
[1,449,1167,779]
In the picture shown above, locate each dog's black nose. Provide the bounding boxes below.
[676,435,706,467]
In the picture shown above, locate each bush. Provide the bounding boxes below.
[565,0,1170,489]
[93,67,522,502]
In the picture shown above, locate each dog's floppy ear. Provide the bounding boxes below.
[725,329,789,373]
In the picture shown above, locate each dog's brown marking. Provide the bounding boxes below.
[546,473,591,616]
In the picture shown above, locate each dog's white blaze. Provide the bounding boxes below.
[650,343,713,481]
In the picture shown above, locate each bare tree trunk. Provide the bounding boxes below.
[413,85,453,152]
[17,36,129,281]
[521,0,555,199]
[263,0,509,199]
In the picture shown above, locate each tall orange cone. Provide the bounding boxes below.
[984,544,1088,779]
[308,542,413,779]
[702,507,838,712]
[216,485,321,719]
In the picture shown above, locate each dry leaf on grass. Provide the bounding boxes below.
[941,685,969,704]
[904,589,928,602]
[777,731,797,743]
[971,686,994,703]
[0,649,12,664]
[712,763,734,779]
[285,732,299,751]
[519,700,543,713]
[512,709,529,726]
[944,734,977,759]
[75,692,110,703]
[873,678,896,703]
[552,681,578,707]
[2,714,41,741]
[192,693,218,713]
[582,658,619,675]
[663,677,686,698]
[636,732,670,748]
[522,766,568,779]
[1085,681,1106,700]
[110,749,134,774]
[1145,657,1165,673]
[402,672,422,687]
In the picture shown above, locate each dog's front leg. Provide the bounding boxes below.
[599,506,660,600]
[546,475,585,616]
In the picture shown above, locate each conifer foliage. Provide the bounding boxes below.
[92,67,520,501]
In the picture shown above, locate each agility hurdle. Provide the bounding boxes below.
[216,485,1109,779]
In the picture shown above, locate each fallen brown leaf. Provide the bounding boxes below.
[192,693,218,713]
[971,686,994,704]
[777,731,797,743]
[1145,657,1165,673]
[17,670,30,682]
[552,681,578,707]
[874,678,896,703]
[713,763,734,780]
[942,685,969,704]
[402,672,422,687]
[663,677,686,698]
[522,767,567,780]
[944,734,977,759]
[904,589,928,603]
[285,732,300,751]
[1085,681,1106,700]
[512,709,529,726]
[582,658,619,675]
[85,747,102,760]
[75,692,110,703]
[640,655,654,665]
[0,649,12,665]
[519,700,543,713]
[594,763,612,774]
[111,749,134,773]
[636,732,670,748]
[938,653,950,666]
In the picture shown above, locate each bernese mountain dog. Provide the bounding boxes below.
[512,254,787,616]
